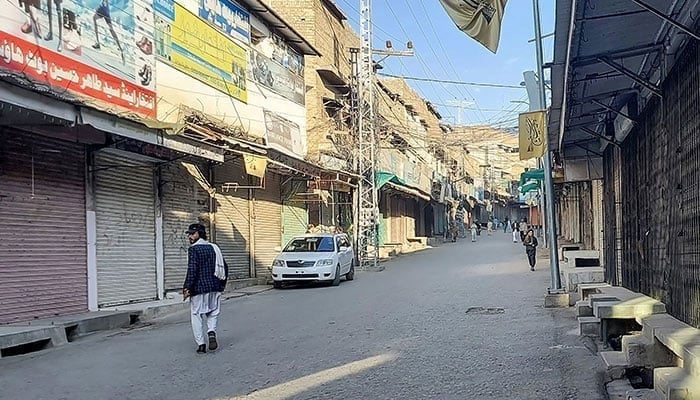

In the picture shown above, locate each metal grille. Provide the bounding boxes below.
[620,39,700,328]
[603,146,623,285]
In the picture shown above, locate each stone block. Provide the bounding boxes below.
[654,367,700,400]
[639,314,690,342]
[623,334,653,366]
[594,298,666,319]
[578,282,611,301]
[576,299,594,317]
[544,292,569,308]
[683,344,700,378]
[579,316,601,336]
[602,351,629,380]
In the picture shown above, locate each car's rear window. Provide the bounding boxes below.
[283,237,335,252]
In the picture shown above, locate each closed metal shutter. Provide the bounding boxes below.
[95,152,157,306]
[592,180,604,252]
[0,131,87,324]
[253,172,282,278]
[282,180,308,246]
[161,162,211,291]
[214,160,251,279]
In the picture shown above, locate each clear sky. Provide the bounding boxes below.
[334,0,555,128]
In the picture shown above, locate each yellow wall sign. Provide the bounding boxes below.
[519,110,547,161]
[159,3,247,102]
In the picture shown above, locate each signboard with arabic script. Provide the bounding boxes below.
[0,0,157,117]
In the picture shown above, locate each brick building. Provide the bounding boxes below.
[263,0,360,170]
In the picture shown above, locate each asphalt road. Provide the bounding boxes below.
[0,233,606,400]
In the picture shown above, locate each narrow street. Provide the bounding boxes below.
[0,234,605,400]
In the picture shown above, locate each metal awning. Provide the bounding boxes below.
[237,0,321,56]
[549,0,700,166]
[317,68,351,94]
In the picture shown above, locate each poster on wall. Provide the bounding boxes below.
[0,0,157,117]
[199,0,249,44]
[155,0,247,102]
[250,49,304,104]
[263,109,302,155]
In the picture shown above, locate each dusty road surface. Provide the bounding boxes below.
[0,234,605,400]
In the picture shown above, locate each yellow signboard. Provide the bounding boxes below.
[519,110,547,161]
[163,3,247,102]
[243,154,268,178]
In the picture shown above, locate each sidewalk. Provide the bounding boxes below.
[0,285,271,358]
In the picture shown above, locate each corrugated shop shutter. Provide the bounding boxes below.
[253,172,282,278]
[0,131,87,323]
[161,161,211,291]
[282,179,308,246]
[95,151,157,306]
[214,160,251,279]
[592,180,604,253]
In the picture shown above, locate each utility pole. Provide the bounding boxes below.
[355,0,378,270]
[532,0,562,291]
[446,100,473,125]
[353,0,413,270]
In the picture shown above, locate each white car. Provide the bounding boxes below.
[271,233,355,288]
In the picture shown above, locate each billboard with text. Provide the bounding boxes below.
[155,0,247,102]
[0,0,157,117]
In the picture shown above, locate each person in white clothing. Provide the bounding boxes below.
[184,223,228,354]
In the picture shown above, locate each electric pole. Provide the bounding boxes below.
[446,100,473,125]
[353,0,414,270]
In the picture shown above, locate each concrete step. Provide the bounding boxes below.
[638,314,691,342]
[602,350,629,380]
[579,282,612,301]
[623,334,654,366]
[564,267,606,292]
[576,299,593,317]
[0,326,68,358]
[594,297,666,320]
[626,389,662,400]
[579,316,601,336]
[654,367,700,400]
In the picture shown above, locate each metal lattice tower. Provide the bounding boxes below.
[356,0,378,269]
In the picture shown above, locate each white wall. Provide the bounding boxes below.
[156,61,307,157]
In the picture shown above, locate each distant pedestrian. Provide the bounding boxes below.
[184,223,228,354]
[523,229,538,271]
[519,219,528,242]
[512,221,519,243]
[503,217,510,233]
[470,222,478,242]
[487,220,493,235]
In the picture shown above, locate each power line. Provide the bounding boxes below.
[377,73,526,89]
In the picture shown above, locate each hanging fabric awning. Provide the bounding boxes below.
[377,171,430,201]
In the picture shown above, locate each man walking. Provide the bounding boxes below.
[184,223,228,354]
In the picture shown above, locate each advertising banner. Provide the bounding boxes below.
[199,0,249,44]
[250,49,304,105]
[155,0,247,102]
[263,109,301,155]
[0,0,157,117]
